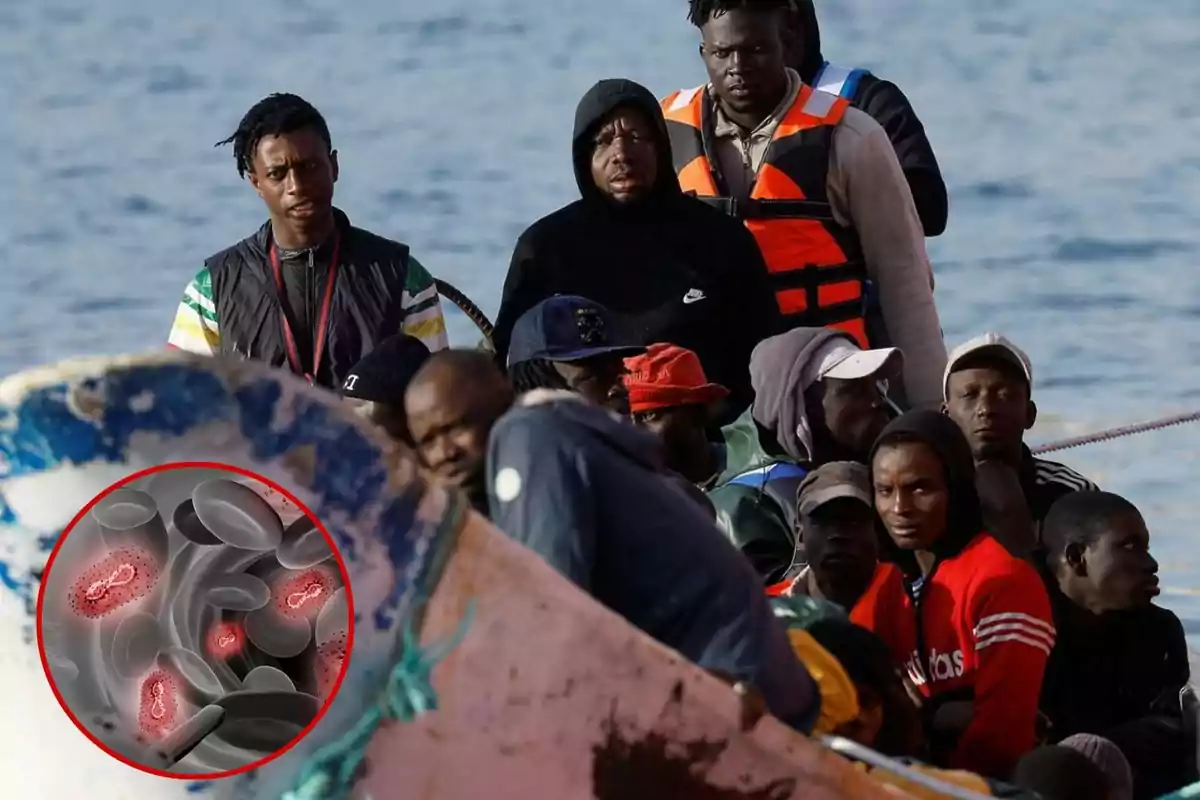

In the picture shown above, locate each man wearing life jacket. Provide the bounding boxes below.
[785,0,948,237]
[861,410,1055,779]
[168,93,448,389]
[668,0,946,409]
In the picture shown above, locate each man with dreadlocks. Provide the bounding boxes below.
[167,93,448,388]
[663,0,947,410]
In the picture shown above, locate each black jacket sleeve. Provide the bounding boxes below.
[492,230,551,366]
[854,75,949,237]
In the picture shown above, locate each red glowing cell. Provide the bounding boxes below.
[314,630,348,700]
[206,620,244,660]
[68,546,160,619]
[272,566,336,621]
[137,669,179,740]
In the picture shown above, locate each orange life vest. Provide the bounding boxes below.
[661,83,870,347]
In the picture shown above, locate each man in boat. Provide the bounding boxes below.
[485,387,822,733]
[708,326,900,583]
[941,333,1098,558]
[785,0,947,237]
[405,349,514,516]
[1039,491,1196,798]
[167,92,448,389]
[666,0,946,409]
[339,333,432,444]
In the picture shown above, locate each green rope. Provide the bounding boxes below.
[282,602,476,800]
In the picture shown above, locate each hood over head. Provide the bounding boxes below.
[869,410,983,560]
[790,0,825,82]
[571,78,680,204]
[749,327,856,462]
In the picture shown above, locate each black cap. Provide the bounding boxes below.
[340,334,432,403]
[507,295,644,368]
[796,461,872,517]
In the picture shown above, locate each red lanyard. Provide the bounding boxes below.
[270,233,340,384]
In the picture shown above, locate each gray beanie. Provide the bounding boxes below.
[1059,734,1134,800]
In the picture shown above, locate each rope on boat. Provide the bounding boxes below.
[434,278,495,348]
[1032,410,1200,455]
[820,736,995,800]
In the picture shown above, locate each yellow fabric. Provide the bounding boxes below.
[859,763,994,798]
[786,628,860,734]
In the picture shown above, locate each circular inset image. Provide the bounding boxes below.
[36,462,355,779]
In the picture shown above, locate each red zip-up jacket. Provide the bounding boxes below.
[855,533,1054,777]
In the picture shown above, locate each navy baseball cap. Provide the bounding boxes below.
[507,295,645,367]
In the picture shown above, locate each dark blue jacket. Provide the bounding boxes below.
[486,393,820,732]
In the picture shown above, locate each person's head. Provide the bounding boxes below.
[1012,745,1114,800]
[217,93,338,237]
[807,618,923,756]
[1059,735,1133,800]
[340,334,432,443]
[624,343,728,481]
[750,328,901,464]
[780,0,822,77]
[942,333,1036,465]
[404,350,514,501]
[795,462,878,610]
[1042,491,1160,614]
[689,0,791,122]
[507,296,644,415]
[572,80,677,206]
[870,410,982,558]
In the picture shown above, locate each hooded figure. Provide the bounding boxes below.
[859,410,1055,778]
[707,326,900,584]
[486,389,822,733]
[493,78,781,421]
[786,0,948,237]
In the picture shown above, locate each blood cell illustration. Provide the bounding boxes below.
[272,566,337,621]
[314,630,348,701]
[68,545,160,619]
[206,621,244,660]
[137,669,179,740]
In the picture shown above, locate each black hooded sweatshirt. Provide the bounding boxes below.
[792,1,948,237]
[492,79,782,420]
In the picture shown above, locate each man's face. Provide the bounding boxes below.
[590,106,659,204]
[802,499,879,608]
[554,355,631,415]
[1079,512,1161,612]
[944,363,1034,463]
[872,441,951,552]
[819,377,891,460]
[632,404,710,480]
[249,128,337,226]
[700,8,789,118]
[406,377,505,493]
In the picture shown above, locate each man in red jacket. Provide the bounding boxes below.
[860,410,1055,778]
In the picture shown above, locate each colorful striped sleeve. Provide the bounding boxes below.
[167,267,220,355]
[400,255,449,352]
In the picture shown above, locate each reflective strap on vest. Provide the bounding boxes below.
[813,61,869,100]
[727,462,809,489]
[689,195,837,223]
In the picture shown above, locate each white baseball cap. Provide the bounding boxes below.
[942,332,1033,401]
[809,338,904,383]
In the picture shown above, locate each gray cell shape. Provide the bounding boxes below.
[109,612,163,680]
[192,479,284,551]
[172,499,223,546]
[243,605,311,659]
[315,586,350,647]
[94,487,170,564]
[213,690,320,752]
[276,516,334,570]
[152,704,226,769]
[46,653,79,684]
[242,666,296,694]
[204,572,271,611]
[158,647,223,706]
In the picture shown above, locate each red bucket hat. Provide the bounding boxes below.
[623,343,730,413]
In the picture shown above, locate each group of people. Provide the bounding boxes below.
[164,1,1196,797]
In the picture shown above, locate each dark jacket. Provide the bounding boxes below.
[492,79,782,420]
[793,1,948,237]
[1041,589,1195,799]
[486,392,820,732]
[200,208,441,388]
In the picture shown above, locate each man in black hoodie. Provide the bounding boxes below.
[493,79,781,421]
[786,0,948,237]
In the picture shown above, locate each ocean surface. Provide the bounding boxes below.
[5,0,1200,634]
